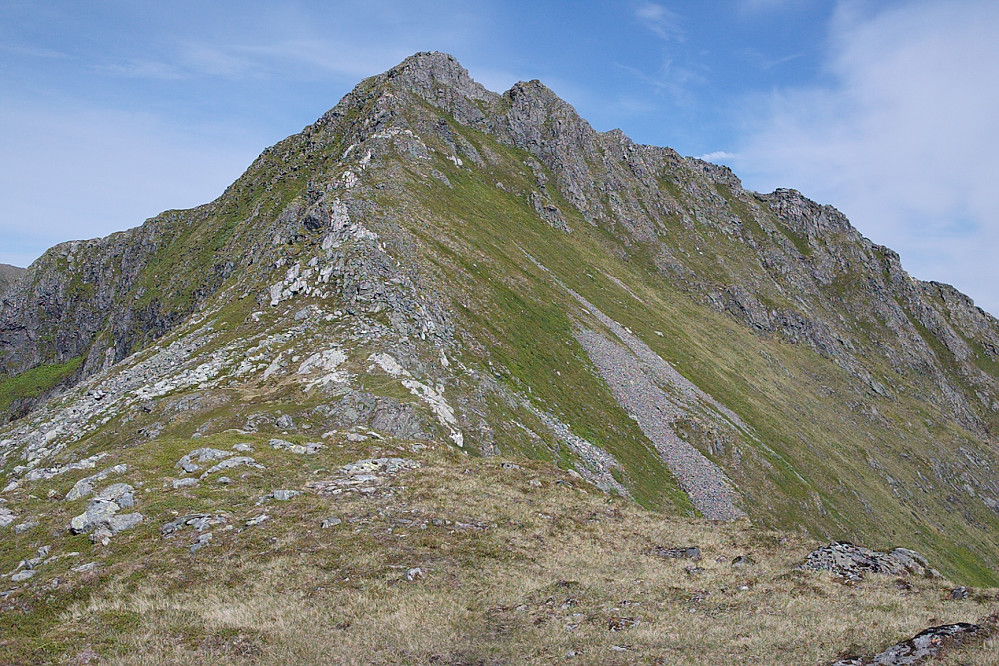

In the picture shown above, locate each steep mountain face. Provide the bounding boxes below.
[2,50,999,594]
[0,264,23,295]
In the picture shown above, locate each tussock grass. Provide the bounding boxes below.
[6,440,992,664]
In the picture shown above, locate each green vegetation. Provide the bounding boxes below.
[360,114,999,585]
[0,356,82,414]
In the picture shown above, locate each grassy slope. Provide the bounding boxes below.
[0,357,82,415]
[384,116,999,585]
[3,74,998,599]
[0,126,321,407]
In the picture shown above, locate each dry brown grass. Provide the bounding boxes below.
[35,442,995,665]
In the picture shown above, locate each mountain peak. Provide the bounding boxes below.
[382,51,494,102]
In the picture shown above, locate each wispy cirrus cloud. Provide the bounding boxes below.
[97,59,188,80]
[737,48,803,71]
[697,151,736,163]
[614,59,706,108]
[634,2,684,41]
[736,0,806,14]
[0,44,72,60]
[96,42,387,82]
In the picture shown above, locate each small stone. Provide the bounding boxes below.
[651,546,701,561]
[831,622,984,666]
[13,521,37,534]
[321,517,343,528]
[173,478,198,489]
[200,456,263,479]
[608,616,639,631]
[233,443,253,452]
[272,490,301,501]
[71,562,99,573]
[176,448,232,473]
[64,464,128,501]
[90,525,112,545]
[217,477,232,485]
[11,571,35,582]
[800,542,937,581]
[269,438,322,455]
[405,567,424,581]
[245,514,269,527]
[731,555,754,568]
[64,480,95,502]
[951,586,970,599]
[190,533,213,554]
[276,415,295,429]
[190,516,211,531]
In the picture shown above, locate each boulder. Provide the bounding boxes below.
[176,448,233,473]
[800,542,940,581]
[831,622,984,665]
[70,499,120,534]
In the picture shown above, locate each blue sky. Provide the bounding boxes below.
[2,0,998,314]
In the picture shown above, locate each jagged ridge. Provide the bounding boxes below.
[1,52,999,586]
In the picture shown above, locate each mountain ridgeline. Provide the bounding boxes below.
[2,51,999,585]
[0,264,24,296]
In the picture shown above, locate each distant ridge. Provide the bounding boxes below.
[0,263,24,294]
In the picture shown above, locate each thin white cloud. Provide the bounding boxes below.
[615,60,705,107]
[734,0,999,314]
[96,43,380,82]
[736,0,806,14]
[92,2,488,84]
[634,2,684,41]
[697,151,736,163]
[0,44,72,60]
[738,48,804,71]
[97,59,188,80]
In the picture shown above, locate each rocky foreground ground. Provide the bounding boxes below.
[1,432,996,664]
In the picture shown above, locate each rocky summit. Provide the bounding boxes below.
[0,52,997,663]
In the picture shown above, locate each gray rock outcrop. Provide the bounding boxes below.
[831,622,986,665]
[800,542,940,581]
[0,264,24,295]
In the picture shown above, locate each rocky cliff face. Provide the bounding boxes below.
[0,263,23,295]
[2,52,999,585]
